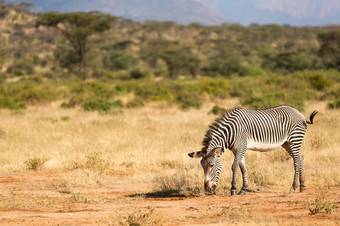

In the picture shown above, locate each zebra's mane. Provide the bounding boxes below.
[202,107,241,152]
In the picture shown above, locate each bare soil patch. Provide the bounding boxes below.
[0,170,339,225]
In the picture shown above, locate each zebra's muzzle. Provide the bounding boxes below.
[204,181,216,193]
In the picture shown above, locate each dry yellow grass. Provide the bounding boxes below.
[0,99,339,194]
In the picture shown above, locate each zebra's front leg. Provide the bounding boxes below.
[238,156,248,195]
[230,149,245,196]
[230,159,239,196]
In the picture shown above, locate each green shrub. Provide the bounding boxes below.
[132,81,174,102]
[0,93,26,110]
[14,84,56,103]
[326,87,340,109]
[130,69,147,79]
[328,99,340,109]
[209,105,226,115]
[126,97,145,108]
[0,76,57,107]
[63,81,118,109]
[198,79,230,99]
[83,98,123,113]
[241,90,282,110]
[232,75,310,111]
[103,52,137,71]
[307,72,333,91]
[245,66,267,76]
[325,203,339,214]
[173,84,203,109]
[6,61,35,76]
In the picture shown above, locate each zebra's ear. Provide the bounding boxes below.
[188,150,207,158]
[212,147,222,156]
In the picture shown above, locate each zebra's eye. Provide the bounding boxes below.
[210,164,214,167]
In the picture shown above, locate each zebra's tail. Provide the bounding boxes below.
[307,110,318,124]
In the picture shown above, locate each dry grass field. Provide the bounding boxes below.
[0,99,339,225]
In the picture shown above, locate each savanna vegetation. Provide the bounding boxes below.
[0,2,339,225]
[0,1,340,113]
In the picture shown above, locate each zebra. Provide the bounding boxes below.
[188,105,318,195]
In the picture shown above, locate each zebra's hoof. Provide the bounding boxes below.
[300,186,306,192]
[289,188,295,194]
[238,189,246,195]
[230,189,237,196]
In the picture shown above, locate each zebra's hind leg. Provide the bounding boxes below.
[230,157,238,196]
[282,141,304,193]
[238,156,248,195]
[299,154,306,192]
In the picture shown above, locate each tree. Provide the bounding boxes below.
[318,29,340,70]
[159,48,200,78]
[36,11,117,77]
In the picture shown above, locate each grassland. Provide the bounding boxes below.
[0,100,339,225]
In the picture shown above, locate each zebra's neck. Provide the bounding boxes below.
[203,110,240,154]
[203,127,229,155]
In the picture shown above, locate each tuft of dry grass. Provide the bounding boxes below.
[152,169,203,197]
[304,191,339,215]
[121,207,163,226]
[24,157,48,170]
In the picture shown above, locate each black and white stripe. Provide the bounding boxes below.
[189,105,317,195]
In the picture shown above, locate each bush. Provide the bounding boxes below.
[123,79,232,109]
[173,84,203,109]
[328,99,340,109]
[0,93,26,110]
[209,105,226,115]
[0,76,57,108]
[231,75,311,111]
[83,98,123,113]
[198,79,230,99]
[206,54,246,77]
[14,84,56,104]
[241,90,282,110]
[6,61,35,76]
[130,69,147,79]
[126,97,145,108]
[103,52,137,71]
[131,81,174,102]
[63,81,117,110]
[307,72,333,91]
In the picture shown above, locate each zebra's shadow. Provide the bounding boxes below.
[127,189,200,198]
[127,187,210,199]
[128,189,188,199]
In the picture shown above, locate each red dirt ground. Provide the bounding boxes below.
[0,170,339,225]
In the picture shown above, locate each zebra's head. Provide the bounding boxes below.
[188,147,222,193]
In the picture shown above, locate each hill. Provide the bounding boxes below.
[204,0,340,26]
[5,0,340,25]
[5,0,229,25]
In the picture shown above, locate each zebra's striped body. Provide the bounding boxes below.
[188,105,317,195]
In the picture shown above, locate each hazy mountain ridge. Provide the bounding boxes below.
[204,0,340,25]
[5,0,340,25]
[5,0,230,25]
[252,0,340,19]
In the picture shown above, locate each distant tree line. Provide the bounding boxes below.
[1,2,340,80]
